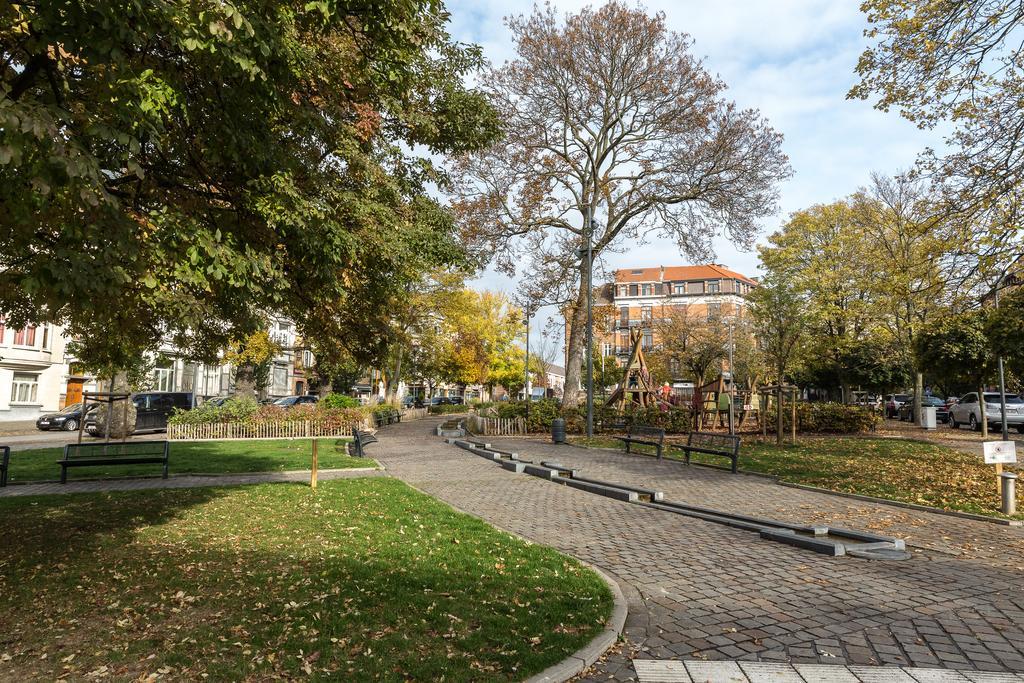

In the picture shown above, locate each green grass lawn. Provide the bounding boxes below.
[0,478,611,681]
[569,433,1022,520]
[7,438,374,483]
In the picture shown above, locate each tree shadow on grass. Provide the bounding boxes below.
[0,479,609,682]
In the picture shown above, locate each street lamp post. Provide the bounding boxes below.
[524,304,530,426]
[585,212,595,439]
[727,320,735,436]
[996,287,1009,440]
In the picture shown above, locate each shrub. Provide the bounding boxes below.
[764,401,879,434]
[428,404,469,415]
[168,398,369,428]
[320,393,360,409]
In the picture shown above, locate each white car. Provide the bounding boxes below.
[948,392,1024,432]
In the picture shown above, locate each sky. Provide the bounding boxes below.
[444,0,946,357]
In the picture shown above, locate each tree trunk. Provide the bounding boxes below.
[95,371,137,440]
[914,371,924,426]
[386,348,403,401]
[979,384,988,438]
[562,278,590,406]
[776,386,783,446]
[233,363,257,400]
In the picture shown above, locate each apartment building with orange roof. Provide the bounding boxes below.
[594,264,758,362]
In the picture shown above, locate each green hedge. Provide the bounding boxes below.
[428,404,469,415]
[765,401,879,434]
[169,397,369,427]
[320,393,361,409]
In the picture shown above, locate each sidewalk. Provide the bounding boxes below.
[371,418,1024,681]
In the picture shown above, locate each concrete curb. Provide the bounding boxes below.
[524,563,628,683]
[2,466,382,487]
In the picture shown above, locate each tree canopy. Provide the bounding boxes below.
[1,0,499,370]
[452,1,790,405]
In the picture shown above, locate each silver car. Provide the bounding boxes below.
[949,392,1024,432]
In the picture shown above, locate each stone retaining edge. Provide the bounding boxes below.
[524,562,627,683]
[2,466,382,486]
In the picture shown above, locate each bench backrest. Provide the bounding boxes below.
[63,440,169,460]
[687,431,740,454]
[628,424,665,442]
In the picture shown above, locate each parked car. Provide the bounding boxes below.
[949,392,1024,432]
[35,402,99,432]
[449,396,465,405]
[402,396,424,409]
[85,392,195,435]
[430,396,451,406]
[883,393,912,419]
[272,395,319,407]
[896,396,949,423]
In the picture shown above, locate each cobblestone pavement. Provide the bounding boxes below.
[0,467,384,497]
[370,419,1024,682]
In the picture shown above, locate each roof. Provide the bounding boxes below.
[613,264,757,286]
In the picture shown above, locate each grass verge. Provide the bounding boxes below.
[0,477,612,681]
[6,438,373,483]
[569,434,1022,520]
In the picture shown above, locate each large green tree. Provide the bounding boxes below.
[1,1,498,371]
[850,0,1024,264]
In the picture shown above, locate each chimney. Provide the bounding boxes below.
[659,265,665,282]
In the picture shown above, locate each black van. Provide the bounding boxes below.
[86,392,195,435]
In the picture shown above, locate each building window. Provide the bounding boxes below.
[641,283,652,296]
[642,329,654,350]
[641,305,652,322]
[668,358,680,375]
[153,364,175,392]
[602,343,613,358]
[11,372,39,403]
[707,280,721,293]
[13,326,36,346]
[707,303,722,319]
[619,306,629,327]
[41,325,50,350]
[273,365,289,394]
[673,303,689,317]
[628,284,638,296]
[722,280,735,294]
[618,285,628,297]
[0,316,5,343]
[673,283,685,295]
[687,281,704,295]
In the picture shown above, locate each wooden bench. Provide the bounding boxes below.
[373,409,402,428]
[58,441,169,484]
[674,431,741,473]
[349,428,378,457]
[614,424,665,459]
[0,446,9,487]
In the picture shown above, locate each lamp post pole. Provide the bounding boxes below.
[585,210,595,439]
[996,287,1009,441]
[728,320,735,436]
[525,304,530,425]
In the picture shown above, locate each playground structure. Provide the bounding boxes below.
[603,328,763,432]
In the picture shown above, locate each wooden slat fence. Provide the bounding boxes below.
[466,414,527,437]
[401,407,429,421]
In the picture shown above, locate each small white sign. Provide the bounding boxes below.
[983,441,1018,465]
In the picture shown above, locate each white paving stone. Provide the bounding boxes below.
[633,659,692,683]
[960,674,1024,683]
[793,664,862,683]
[684,661,750,683]
[847,667,919,683]
[738,662,806,683]
[903,667,972,683]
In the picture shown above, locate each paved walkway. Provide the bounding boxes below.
[369,419,1024,682]
[0,467,383,496]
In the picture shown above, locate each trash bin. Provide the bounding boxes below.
[551,417,566,444]
[921,406,937,430]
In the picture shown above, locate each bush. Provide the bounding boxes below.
[320,393,360,409]
[428,404,469,415]
[168,398,369,428]
[765,401,879,434]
